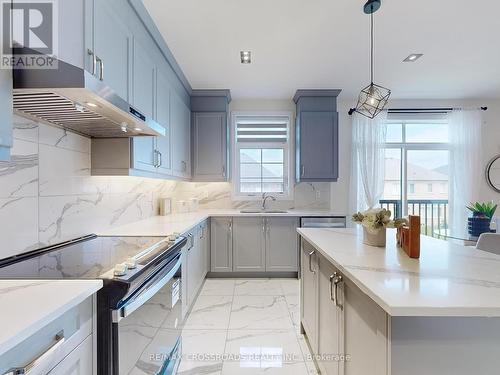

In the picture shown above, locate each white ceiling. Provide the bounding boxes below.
[144,0,500,100]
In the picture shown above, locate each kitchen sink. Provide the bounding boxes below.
[239,209,288,214]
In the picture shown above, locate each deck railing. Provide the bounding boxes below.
[379,199,449,237]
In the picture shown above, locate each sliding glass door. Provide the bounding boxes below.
[381,115,450,236]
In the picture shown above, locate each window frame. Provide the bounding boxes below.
[384,114,450,216]
[231,111,294,201]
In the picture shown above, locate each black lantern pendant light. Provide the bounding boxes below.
[353,0,391,119]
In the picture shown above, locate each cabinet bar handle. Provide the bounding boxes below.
[301,165,305,177]
[98,57,104,81]
[329,272,338,302]
[222,165,226,178]
[5,330,65,375]
[262,218,266,235]
[308,250,315,274]
[87,49,96,76]
[157,151,162,167]
[334,275,343,310]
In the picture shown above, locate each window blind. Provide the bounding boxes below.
[235,116,289,143]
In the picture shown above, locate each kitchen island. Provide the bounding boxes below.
[297,227,500,375]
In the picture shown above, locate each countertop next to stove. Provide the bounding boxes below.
[0,280,102,355]
[98,209,346,237]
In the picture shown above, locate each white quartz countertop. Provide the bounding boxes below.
[297,227,500,317]
[99,209,345,237]
[0,280,102,355]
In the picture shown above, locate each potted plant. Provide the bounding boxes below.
[352,208,407,247]
[466,202,497,237]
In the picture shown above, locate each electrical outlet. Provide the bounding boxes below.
[315,190,321,200]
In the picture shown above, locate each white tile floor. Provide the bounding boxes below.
[178,278,318,375]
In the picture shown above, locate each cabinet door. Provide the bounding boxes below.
[201,221,210,274]
[171,91,191,178]
[187,230,203,307]
[192,112,227,181]
[48,335,93,375]
[233,217,266,272]
[301,240,319,353]
[265,217,298,272]
[299,111,338,181]
[93,0,130,101]
[132,37,156,120]
[341,278,388,375]
[130,137,156,173]
[210,217,233,272]
[155,68,172,175]
[318,256,341,375]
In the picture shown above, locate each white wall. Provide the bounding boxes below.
[333,98,500,215]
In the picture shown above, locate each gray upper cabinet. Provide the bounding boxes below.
[192,112,227,181]
[90,0,192,180]
[233,217,266,272]
[210,217,233,273]
[171,91,191,179]
[89,0,131,101]
[265,217,298,272]
[294,90,342,182]
[191,90,231,182]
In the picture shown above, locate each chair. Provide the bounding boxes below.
[476,233,500,255]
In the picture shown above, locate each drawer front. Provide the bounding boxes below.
[0,296,94,375]
[48,335,93,375]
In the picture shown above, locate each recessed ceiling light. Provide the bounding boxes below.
[403,53,423,62]
[240,51,251,64]
[134,127,142,132]
[86,102,98,108]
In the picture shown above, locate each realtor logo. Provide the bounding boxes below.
[1,0,58,69]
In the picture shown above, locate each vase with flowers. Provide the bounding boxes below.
[352,208,407,247]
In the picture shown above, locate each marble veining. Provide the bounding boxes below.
[0,279,102,355]
[177,279,317,375]
[298,227,500,316]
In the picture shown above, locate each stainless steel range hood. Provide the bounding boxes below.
[12,59,165,138]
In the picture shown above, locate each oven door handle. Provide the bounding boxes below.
[112,255,181,323]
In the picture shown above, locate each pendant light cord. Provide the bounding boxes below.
[370,9,374,84]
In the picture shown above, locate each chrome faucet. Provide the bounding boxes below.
[261,193,277,211]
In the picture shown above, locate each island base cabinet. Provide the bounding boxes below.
[318,256,341,375]
[300,240,319,354]
[390,316,500,375]
[341,278,388,375]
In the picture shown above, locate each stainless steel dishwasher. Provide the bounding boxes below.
[300,216,347,229]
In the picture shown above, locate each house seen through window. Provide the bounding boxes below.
[381,114,450,236]
[232,114,292,199]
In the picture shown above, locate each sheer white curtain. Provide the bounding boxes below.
[448,109,483,234]
[349,111,388,218]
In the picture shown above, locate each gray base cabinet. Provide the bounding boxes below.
[233,217,266,272]
[210,217,233,273]
[300,241,319,353]
[0,296,96,375]
[210,216,299,274]
[301,239,388,375]
[185,220,210,309]
[317,255,342,375]
[266,217,298,271]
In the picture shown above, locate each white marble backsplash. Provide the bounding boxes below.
[0,116,330,259]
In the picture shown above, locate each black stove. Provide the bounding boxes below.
[0,234,188,375]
